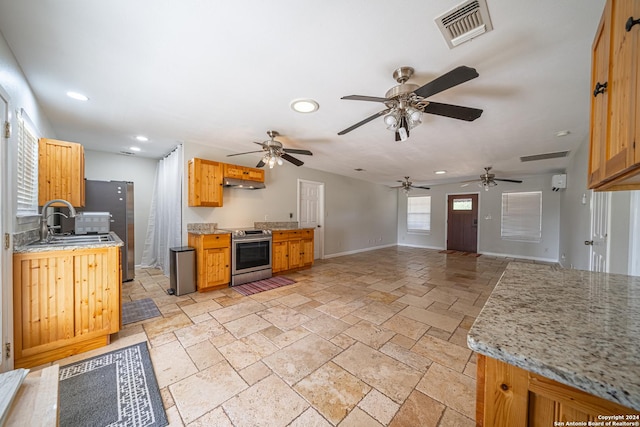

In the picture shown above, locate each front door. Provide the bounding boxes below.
[298,179,324,259]
[589,190,610,272]
[447,194,479,253]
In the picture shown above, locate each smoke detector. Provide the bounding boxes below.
[435,0,494,49]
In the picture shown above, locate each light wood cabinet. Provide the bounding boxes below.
[223,163,265,182]
[188,158,223,207]
[38,138,85,207]
[188,233,231,291]
[476,354,638,426]
[271,229,314,274]
[588,0,640,190]
[13,246,121,368]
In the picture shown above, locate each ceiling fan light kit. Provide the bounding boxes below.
[338,65,483,141]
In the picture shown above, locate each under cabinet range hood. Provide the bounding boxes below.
[223,177,266,189]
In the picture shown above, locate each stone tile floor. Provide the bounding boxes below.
[56,246,538,426]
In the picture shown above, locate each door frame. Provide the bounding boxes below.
[297,179,324,260]
[0,85,12,372]
[444,191,481,252]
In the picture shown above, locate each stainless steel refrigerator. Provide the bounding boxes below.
[62,180,135,281]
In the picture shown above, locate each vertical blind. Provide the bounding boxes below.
[17,115,39,213]
[501,191,542,242]
[407,195,431,231]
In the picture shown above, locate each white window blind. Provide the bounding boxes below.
[17,114,39,214]
[501,191,542,242]
[407,195,431,232]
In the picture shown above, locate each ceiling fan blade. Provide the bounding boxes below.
[341,95,388,103]
[283,148,313,156]
[422,102,483,121]
[495,178,523,183]
[338,109,390,135]
[281,153,304,166]
[414,65,479,98]
[256,159,265,168]
[226,150,264,157]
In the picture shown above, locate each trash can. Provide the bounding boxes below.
[169,246,196,296]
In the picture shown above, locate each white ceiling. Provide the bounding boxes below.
[0,0,605,187]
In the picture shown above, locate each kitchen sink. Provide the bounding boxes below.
[28,234,115,246]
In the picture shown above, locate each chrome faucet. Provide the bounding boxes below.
[40,199,77,242]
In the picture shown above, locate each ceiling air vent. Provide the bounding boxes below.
[435,0,493,49]
[520,151,570,162]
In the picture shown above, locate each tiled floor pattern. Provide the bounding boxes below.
[54,246,529,426]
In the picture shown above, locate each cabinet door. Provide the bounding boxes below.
[302,238,314,265]
[272,241,289,273]
[245,168,264,182]
[38,138,85,206]
[605,0,638,177]
[223,164,245,179]
[73,249,120,336]
[588,2,611,188]
[188,158,223,207]
[203,247,230,289]
[288,239,302,269]
[14,254,75,356]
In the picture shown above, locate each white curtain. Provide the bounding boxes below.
[140,144,184,275]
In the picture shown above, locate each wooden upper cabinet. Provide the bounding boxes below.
[589,0,640,190]
[188,158,223,207]
[38,138,85,207]
[223,163,265,182]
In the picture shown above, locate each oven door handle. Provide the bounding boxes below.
[234,237,272,244]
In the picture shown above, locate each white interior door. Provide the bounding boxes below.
[298,179,324,259]
[589,190,610,273]
[0,86,10,371]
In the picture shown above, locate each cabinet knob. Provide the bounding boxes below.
[626,16,640,32]
[593,81,607,97]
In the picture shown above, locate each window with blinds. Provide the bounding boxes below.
[17,114,39,214]
[407,195,431,232]
[501,191,542,242]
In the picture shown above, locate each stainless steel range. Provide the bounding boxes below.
[228,228,272,286]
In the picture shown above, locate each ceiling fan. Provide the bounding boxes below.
[461,167,523,191]
[226,130,312,168]
[338,65,483,142]
[392,176,431,194]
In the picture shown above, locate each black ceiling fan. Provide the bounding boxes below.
[226,130,312,168]
[461,167,523,190]
[391,176,430,193]
[338,66,483,141]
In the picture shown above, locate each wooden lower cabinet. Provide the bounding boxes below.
[272,229,314,274]
[13,246,121,368]
[476,354,639,426]
[188,233,231,291]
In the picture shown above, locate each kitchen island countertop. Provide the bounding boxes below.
[468,262,640,411]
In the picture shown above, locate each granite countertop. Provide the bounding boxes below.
[187,229,231,235]
[14,231,123,253]
[468,262,640,411]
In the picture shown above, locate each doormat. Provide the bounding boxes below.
[59,342,168,427]
[438,250,481,257]
[122,298,161,325]
[233,276,296,296]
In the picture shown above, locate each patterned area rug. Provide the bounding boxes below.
[122,298,161,325]
[233,276,296,296]
[59,342,168,427]
[438,250,482,257]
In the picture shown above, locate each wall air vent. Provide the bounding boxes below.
[520,151,570,162]
[435,0,493,49]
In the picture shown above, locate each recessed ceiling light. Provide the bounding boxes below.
[556,130,570,137]
[129,146,141,152]
[290,99,319,113]
[66,91,89,101]
[434,170,447,175]
[135,135,149,142]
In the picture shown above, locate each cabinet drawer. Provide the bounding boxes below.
[202,234,230,248]
[272,230,291,242]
